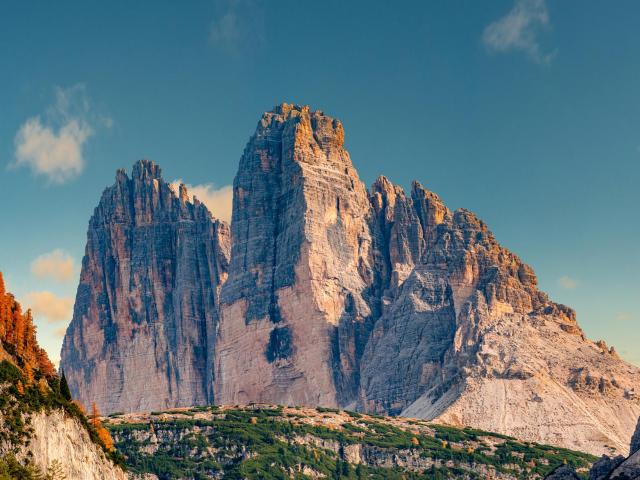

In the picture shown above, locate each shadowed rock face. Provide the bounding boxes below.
[632,418,640,455]
[60,160,230,414]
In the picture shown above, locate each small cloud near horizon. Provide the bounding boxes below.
[11,84,110,184]
[482,0,555,64]
[616,312,633,321]
[170,180,233,222]
[31,249,76,282]
[22,291,73,324]
[558,276,578,290]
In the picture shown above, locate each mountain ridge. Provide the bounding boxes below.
[61,104,640,456]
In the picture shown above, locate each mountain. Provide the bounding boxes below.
[61,104,640,456]
[105,404,596,479]
[60,161,230,413]
[215,104,640,455]
[0,272,126,479]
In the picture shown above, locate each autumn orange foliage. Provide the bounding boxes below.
[0,271,56,378]
[91,402,115,451]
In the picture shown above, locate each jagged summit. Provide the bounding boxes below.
[131,158,161,179]
[61,161,230,414]
[115,159,162,183]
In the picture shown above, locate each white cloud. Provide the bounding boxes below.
[170,180,233,222]
[31,249,77,282]
[558,276,578,290]
[12,85,102,183]
[482,0,554,64]
[209,0,265,53]
[22,291,74,323]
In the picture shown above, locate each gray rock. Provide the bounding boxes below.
[545,465,580,479]
[590,455,625,480]
[60,160,230,413]
[632,417,640,455]
[609,449,640,479]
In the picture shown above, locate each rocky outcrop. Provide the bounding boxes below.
[632,418,640,455]
[609,449,640,479]
[216,104,376,408]
[22,410,127,480]
[545,465,581,480]
[589,455,625,480]
[60,160,230,414]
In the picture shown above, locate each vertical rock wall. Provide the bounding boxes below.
[60,160,229,413]
[216,104,375,408]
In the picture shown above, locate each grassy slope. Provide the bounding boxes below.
[105,405,597,480]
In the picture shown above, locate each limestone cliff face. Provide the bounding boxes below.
[216,104,375,408]
[216,104,640,455]
[22,410,127,480]
[60,160,230,414]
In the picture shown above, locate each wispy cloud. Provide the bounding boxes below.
[558,276,578,290]
[209,0,265,54]
[482,0,554,64]
[31,249,77,282]
[170,180,233,222]
[12,84,109,184]
[22,291,73,323]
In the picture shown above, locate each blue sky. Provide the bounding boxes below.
[0,0,638,366]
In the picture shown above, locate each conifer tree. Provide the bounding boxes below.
[60,369,72,401]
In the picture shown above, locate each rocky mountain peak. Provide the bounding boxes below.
[61,160,230,414]
[131,158,162,181]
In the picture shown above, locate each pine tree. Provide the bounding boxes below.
[46,459,67,480]
[60,370,72,401]
[342,460,350,477]
[334,459,343,480]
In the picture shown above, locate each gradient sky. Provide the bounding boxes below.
[0,0,638,367]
